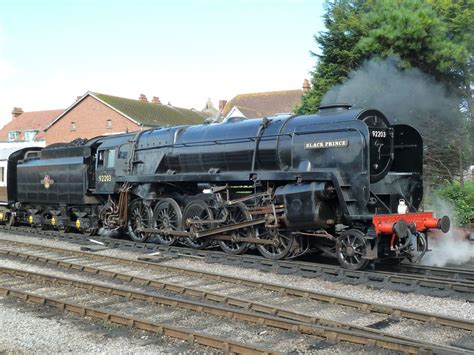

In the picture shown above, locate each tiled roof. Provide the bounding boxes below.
[0,109,64,141]
[222,90,303,118]
[93,92,204,127]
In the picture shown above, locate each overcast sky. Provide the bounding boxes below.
[0,0,324,126]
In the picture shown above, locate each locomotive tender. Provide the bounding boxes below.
[2,105,450,270]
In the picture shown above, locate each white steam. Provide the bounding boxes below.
[421,197,474,267]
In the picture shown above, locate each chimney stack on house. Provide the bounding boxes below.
[151,96,161,104]
[302,79,311,93]
[219,100,227,112]
[138,94,148,102]
[11,107,24,119]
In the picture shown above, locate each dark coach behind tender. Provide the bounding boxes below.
[5,105,450,270]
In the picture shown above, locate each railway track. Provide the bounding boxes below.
[0,267,276,354]
[397,263,474,283]
[1,225,473,299]
[0,266,469,354]
[0,238,472,353]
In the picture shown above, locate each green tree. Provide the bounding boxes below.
[356,0,473,184]
[298,0,366,114]
[434,180,474,225]
[358,0,473,110]
[428,0,474,114]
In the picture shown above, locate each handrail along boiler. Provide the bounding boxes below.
[2,105,450,270]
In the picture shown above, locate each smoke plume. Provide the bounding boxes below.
[321,57,461,128]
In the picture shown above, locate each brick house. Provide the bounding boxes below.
[221,79,311,120]
[0,92,206,145]
[0,107,64,143]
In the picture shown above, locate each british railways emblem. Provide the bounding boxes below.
[41,175,54,189]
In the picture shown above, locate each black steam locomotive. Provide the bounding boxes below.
[1,105,450,270]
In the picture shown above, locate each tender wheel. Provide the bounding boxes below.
[182,200,212,249]
[7,213,16,227]
[85,228,98,236]
[256,227,293,260]
[336,229,370,270]
[41,214,51,230]
[152,198,182,246]
[127,199,151,242]
[59,225,70,233]
[218,202,252,255]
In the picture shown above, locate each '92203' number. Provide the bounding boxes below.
[371,130,386,138]
[98,174,112,182]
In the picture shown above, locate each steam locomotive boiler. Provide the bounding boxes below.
[5,105,450,270]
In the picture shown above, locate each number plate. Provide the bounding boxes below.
[371,130,387,138]
[98,174,112,182]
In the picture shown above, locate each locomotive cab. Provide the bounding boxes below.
[94,133,134,194]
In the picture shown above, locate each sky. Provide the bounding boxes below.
[0,0,325,126]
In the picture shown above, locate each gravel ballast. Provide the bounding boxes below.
[0,296,206,354]
[0,231,473,353]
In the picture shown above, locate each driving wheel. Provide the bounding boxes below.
[127,199,151,242]
[256,227,293,260]
[182,200,212,249]
[218,202,252,255]
[152,198,182,246]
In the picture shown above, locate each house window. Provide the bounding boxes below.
[24,130,37,141]
[0,167,4,183]
[70,122,76,131]
[106,119,112,129]
[8,131,18,141]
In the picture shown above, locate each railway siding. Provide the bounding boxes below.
[0,266,468,354]
[1,226,473,299]
[1,236,473,353]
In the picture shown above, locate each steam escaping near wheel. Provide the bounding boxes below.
[98,227,120,238]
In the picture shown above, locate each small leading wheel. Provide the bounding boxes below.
[256,227,294,260]
[182,200,212,249]
[336,229,370,270]
[152,198,182,246]
[218,202,252,255]
[127,199,151,242]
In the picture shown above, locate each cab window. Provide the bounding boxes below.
[118,144,129,159]
[97,150,105,167]
[106,149,116,168]
[97,149,116,168]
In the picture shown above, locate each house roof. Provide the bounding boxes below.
[46,92,205,131]
[222,89,303,118]
[0,109,64,141]
[93,92,206,126]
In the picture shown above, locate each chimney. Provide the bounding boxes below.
[219,100,227,112]
[11,107,23,119]
[138,94,148,102]
[302,79,311,93]
[151,96,161,104]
